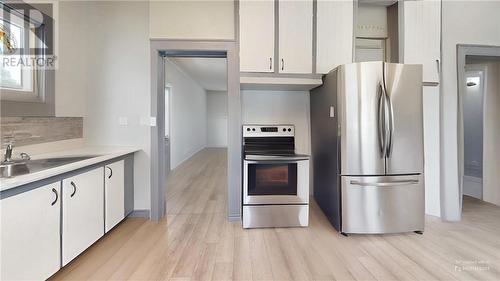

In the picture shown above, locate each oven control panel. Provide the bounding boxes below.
[243,125,295,137]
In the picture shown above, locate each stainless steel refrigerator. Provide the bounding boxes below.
[310,62,425,235]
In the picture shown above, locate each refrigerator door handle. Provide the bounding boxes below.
[350,179,419,187]
[378,84,387,157]
[386,90,395,158]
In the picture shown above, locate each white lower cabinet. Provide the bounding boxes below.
[62,167,104,266]
[1,159,127,279]
[0,183,61,280]
[105,160,125,232]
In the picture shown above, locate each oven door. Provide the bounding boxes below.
[243,159,309,205]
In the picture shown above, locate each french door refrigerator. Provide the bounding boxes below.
[311,62,424,234]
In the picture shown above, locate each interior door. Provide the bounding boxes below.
[339,62,386,175]
[239,0,275,72]
[384,63,424,174]
[278,0,313,73]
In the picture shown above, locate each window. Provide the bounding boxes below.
[1,2,55,116]
[1,6,43,102]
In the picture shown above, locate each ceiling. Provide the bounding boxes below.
[169,57,227,91]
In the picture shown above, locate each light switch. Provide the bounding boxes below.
[140,116,157,127]
[149,117,157,127]
[329,106,335,118]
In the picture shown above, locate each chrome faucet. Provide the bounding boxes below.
[4,144,13,163]
[20,152,31,161]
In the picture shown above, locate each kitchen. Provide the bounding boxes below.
[1,0,500,280]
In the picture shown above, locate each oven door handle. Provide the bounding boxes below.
[244,156,310,162]
[245,159,309,164]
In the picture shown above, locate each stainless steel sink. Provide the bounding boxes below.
[0,162,30,178]
[0,155,99,178]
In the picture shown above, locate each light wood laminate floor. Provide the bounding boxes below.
[51,148,500,280]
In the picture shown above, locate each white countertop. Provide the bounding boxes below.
[1,146,140,192]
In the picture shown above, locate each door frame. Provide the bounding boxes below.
[457,44,500,215]
[150,40,241,222]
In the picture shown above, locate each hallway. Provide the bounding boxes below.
[51,149,500,281]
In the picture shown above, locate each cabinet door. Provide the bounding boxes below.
[239,0,275,72]
[1,183,61,280]
[403,0,441,83]
[279,0,313,74]
[105,160,125,232]
[62,168,104,266]
[316,0,354,74]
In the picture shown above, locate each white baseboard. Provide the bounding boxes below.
[172,145,206,170]
[463,175,482,199]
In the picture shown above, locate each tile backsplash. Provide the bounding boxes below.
[0,117,83,149]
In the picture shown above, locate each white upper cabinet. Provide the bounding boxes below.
[278,0,313,74]
[62,168,104,266]
[316,0,354,74]
[403,0,441,84]
[105,160,125,233]
[1,183,61,280]
[239,0,275,72]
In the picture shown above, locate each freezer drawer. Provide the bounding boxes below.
[341,175,424,234]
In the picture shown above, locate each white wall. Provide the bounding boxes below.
[149,0,235,40]
[207,91,228,148]
[242,90,311,195]
[423,86,441,217]
[165,59,207,169]
[482,61,500,206]
[440,0,500,220]
[242,90,311,155]
[83,2,151,210]
[55,2,87,117]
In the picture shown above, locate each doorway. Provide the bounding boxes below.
[457,45,500,214]
[150,40,241,222]
[162,55,228,215]
[164,85,171,179]
[462,65,485,200]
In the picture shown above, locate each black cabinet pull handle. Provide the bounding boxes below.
[70,181,77,197]
[51,188,58,206]
[106,166,113,179]
[281,58,284,71]
[269,57,272,70]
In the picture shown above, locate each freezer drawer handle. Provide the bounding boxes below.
[350,179,419,187]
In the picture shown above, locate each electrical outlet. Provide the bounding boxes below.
[118,117,128,126]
